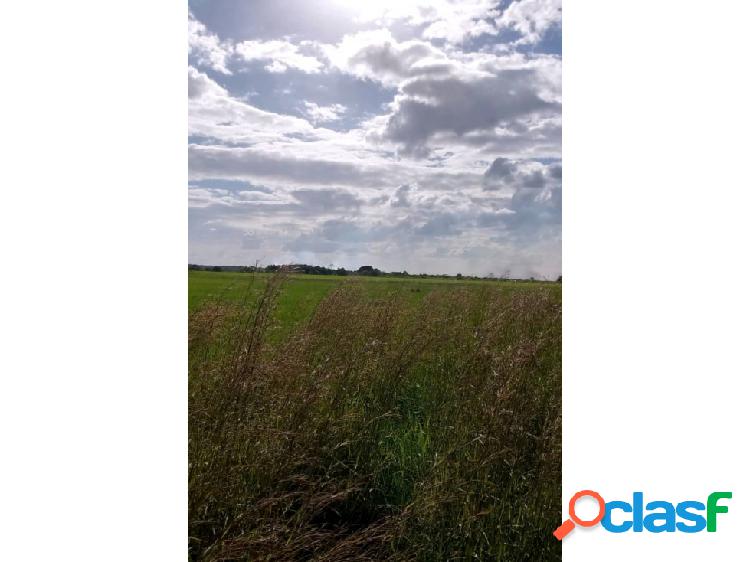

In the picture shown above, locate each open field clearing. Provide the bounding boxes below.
[189,271,561,561]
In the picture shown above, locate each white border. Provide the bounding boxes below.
[564,1,750,558]
[2,1,749,560]
[0,1,186,560]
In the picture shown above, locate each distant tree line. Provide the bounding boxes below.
[188,263,559,283]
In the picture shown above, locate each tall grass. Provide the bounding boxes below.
[189,274,561,561]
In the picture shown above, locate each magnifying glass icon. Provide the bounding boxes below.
[553,490,606,540]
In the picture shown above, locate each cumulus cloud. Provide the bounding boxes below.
[325,29,454,86]
[188,12,234,74]
[496,0,562,45]
[421,14,497,44]
[188,66,322,145]
[303,102,347,124]
[484,157,517,181]
[483,157,561,191]
[347,0,501,45]
[188,66,228,99]
[236,40,324,73]
[318,29,560,155]
[384,70,559,153]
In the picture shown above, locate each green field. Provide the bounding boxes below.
[189,270,555,328]
[189,270,562,561]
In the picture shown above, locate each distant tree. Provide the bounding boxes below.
[556,275,562,283]
[456,273,463,280]
[336,267,348,276]
[357,265,380,276]
[211,266,222,272]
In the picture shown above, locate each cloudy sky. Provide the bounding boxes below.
[188,0,561,278]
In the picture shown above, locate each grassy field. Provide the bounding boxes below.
[189,270,562,561]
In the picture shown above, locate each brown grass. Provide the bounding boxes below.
[189,275,561,561]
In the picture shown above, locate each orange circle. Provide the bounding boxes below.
[568,490,605,527]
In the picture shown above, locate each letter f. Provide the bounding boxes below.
[707,492,732,532]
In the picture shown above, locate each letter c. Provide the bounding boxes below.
[602,501,633,533]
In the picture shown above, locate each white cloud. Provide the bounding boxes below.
[339,0,500,45]
[188,12,234,75]
[188,66,318,145]
[235,40,324,73]
[302,102,347,124]
[321,30,561,156]
[324,29,458,87]
[188,144,392,189]
[496,0,562,45]
[188,66,228,99]
[419,0,500,43]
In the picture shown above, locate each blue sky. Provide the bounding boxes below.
[188,0,561,278]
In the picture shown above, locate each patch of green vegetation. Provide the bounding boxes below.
[189,269,559,326]
[189,272,561,561]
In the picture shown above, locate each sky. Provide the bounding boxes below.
[188,0,561,278]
